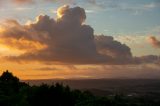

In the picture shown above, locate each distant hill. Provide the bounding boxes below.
[24,79,160,97]
[1,71,160,106]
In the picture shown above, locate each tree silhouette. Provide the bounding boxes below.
[0,70,19,81]
[0,70,160,106]
[0,70,20,94]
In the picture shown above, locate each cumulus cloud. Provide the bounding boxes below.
[0,6,103,64]
[0,19,47,52]
[0,5,159,65]
[148,36,160,48]
[95,35,133,64]
[95,35,132,58]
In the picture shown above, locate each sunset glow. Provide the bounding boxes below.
[0,0,160,80]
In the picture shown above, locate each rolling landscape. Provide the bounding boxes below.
[0,0,160,105]
[25,78,160,97]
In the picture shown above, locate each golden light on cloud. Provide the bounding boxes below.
[0,44,11,54]
[0,42,24,56]
[0,26,5,33]
[57,5,69,19]
[0,5,159,81]
[0,38,47,55]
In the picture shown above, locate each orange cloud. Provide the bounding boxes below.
[0,5,159,65]
[148,36,160,48]
[0,38,47,52]
[13,0,33,4]
[0,19,47,54]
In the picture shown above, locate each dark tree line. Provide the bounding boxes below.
[0,70,160,106]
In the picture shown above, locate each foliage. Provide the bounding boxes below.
[0,70,160,106]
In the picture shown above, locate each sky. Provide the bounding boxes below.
[0,0,160,79]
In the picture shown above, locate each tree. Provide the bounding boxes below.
[0,70,19,83]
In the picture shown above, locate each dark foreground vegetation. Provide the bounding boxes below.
[0,71,160,106]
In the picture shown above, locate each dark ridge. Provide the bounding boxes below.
[1,70,160,106]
